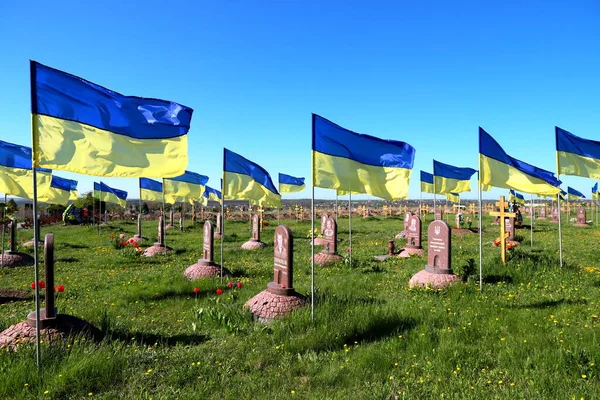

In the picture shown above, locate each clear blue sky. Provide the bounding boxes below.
[1,0,599,202]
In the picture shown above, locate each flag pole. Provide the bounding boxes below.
[530,194,533,247]
[162,179,167,254]
[220,172,225,283]
[98,187,101,235]
[335,193,338,223]
[348,192,352,268]
[1,193,6,269]
[478,172,483,292]
[310,160,315,326]
[92,187,95,228]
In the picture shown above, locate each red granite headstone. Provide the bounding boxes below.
[405,215,422,248]
[320,213,329,235]
[323,217,337,255]
[403,211,412,232]
[576,207,587,226]
[539,207,546,219]
[202,221,213,263]
[252,214,260,241]
[268,226,294,296]
[551,207,559,223]
[505,217,515,240]
[425,220,452,274]
[215,213,223,237]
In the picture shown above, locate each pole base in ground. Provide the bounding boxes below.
[244,289,305,323]
[184,261,231,279]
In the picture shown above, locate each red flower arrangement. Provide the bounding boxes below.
[55,285,65,293]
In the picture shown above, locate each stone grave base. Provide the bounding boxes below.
[409,269,460,289]
[574,223,589,227]
[314,252,343,266]
[310,237,327,246]
[143,243,172,257]
[0,251,34,267]
[214,233,222,239]
[244,290,306,323]
[0,314,101,350]
[394,231,405,239]
[0,289,30,304]
[184,262,231,279]
[549,220,559,224]
[241,240,267,250]
[128,235,145,245]
[23,240,44,248]
[399,247,424,257]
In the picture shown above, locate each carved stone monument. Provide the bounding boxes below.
[314,217,343,266]
[241,214,267,250]
[166,208,175,230]
[550,207,559,223]
[409,220,459,288]
[23,217,43,247]
[574,207,588,226]
[0,219,34,267]
[311,213,328,245]
[399,215,424,257]
[245,226,305,322]
[130,214,144,244]
[143,216,172,256]
[396,211,413,239]
[214,213,223,239]
[184,221,231,279]
[538,206,547,219]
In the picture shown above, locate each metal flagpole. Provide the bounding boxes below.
[220,176,224,283]
[92,188,95,228]
[557,190,563,268]
[1,194,6,269]
[310,168,315,325]
[349,192,352,268]
[530,194,533,247]
[335,194,338,223]
[162,179,167,254]
[419,190,422,218]
[478,173,483,292]
[98,187,102,234]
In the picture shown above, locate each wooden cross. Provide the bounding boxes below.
[489,196,516,264]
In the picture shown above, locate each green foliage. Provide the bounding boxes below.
[6,198,18,214]
[141,202,149,215]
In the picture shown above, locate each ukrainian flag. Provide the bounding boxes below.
[31,61,193,178]
[433,160,476,194]
[556,127,600,179]
[446,192,460,203]
[420,171,434,194]
[279,173,305,194]
[202,185,222,205]
[164,171,208,205]
[509,189,525,205]
[0,140,52,199]
[556,189,567,201]
[593,183,598,200]
[312,114,415,200]
[39,176,78,205]
[480,127,562,195]
[94,182,128,207]
[139,178,163,203]
[336,189,361,196]
[567,186,585,201]
[224,149,281,207]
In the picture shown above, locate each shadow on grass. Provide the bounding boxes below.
[104,329,208,347]
[57,257,79,263]
[315,291,386,307]
[509,298,588,309]
[126,289,213,303]
[483,275,513,284]
[62,243,89,249]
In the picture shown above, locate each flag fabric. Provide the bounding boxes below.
[336,189,361,196]
[480,127,561,195]
[433,160,477,194]
[163,171,208,205]
[39,176,78,205]
[224,149,281,207]
[94,182,128,207]
[420,171,434,194]
[139,178,163,203]
[556,127,600,179]
[31,61,193,178]
[509,189,525,205]
[312,114,416,200]
[593,183,598,200]
[446,192,460,203]
[0,140,52,199]
[557,189,567,201]
[567,186,585,201]
[202,185,222,205]
[278,173,305,194]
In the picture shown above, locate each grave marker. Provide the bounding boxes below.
[241,214,267,249]
[489,196,516,264]
[314,217,342,265]
[184,221,230,279]
[575,207,588,226]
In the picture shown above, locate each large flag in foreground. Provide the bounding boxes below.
[312,114,415,200]
[31,61,193,178]
[433,160,476,194]
[224,149,281,207]
[279,173,305,193]
[39,176,78,205]
[556,127,600,179]
[480,128,561,195]
[0,140,52,199]
[94,182,128,207]
[567,186,585,201]
[139,178,163,203]
[163,171,208,205]
[420,171,434,194]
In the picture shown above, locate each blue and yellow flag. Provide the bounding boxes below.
[139,178,163,203]
[556,127,600,179]
[509,189,525,205]
[480,128,561,195]
[279,173,305,194]
[39,176,78,205]
[312,114,415,200]
[592,183,598,200]
[224,149,281,207]
[420,171,434,194]
[202,185,222,206]
[164,171,208,205]
[94,182,128,207]
[433,160,476,194]
[0,140,52,199]
[31,61,193,178]
[567,186,585,201]
[446,192,460,203]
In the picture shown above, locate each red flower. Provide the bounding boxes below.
[193,287,200,293]
[21,238,26,242]
[110,234,115,239]
[216,289,223,295]
[56,285,65,293]
[31,280,45,289]
[119,240,126,246]
[346,247,352,253]
[237,282,243,289]
[227,282,233,289]
[30,282,35,289]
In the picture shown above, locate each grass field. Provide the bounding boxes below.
[0,210,599,399]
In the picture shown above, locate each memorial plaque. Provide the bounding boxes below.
[577,207,586,225]
[320,213,329,235]
[202,221,214,262]
[505,217,515,240]
[273,226,293,289]
[551,207,559,223]
[252,214,261,241]
[405,215,422,248]
[323,217,338,254]
[425,220,452,274]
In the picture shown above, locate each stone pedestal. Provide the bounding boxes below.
[0,251,34,267]
[184,221,231,278]
[241,214,267,250]
[313,251,343,266]
[143,243,171,257]
[23,240,44,247]
[408,269,460,288]
[245,290,306,323]
[310,237,327,245]
[241,239,267,250]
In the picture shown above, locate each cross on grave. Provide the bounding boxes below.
[489,196,516,264]
[268,225,295,295]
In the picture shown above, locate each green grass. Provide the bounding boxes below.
[1,212,599,399]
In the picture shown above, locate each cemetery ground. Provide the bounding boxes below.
[0,213,599,399]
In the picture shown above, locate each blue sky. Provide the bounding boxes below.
[1,0,599,201]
